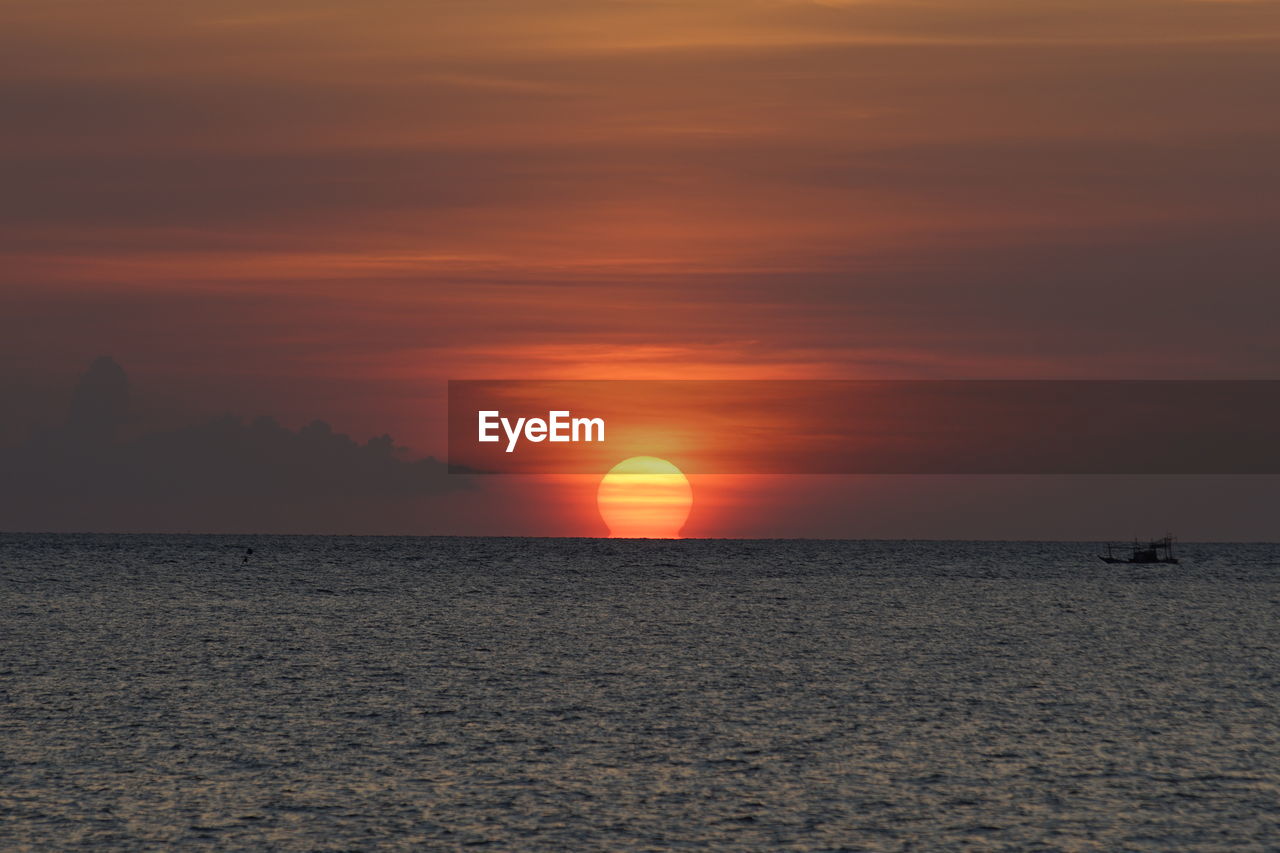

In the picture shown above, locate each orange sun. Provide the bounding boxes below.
[597,456,692,538]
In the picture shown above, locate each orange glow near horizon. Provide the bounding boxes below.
[597,456,692,538]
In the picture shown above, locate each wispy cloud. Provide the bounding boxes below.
[1,0,1278,471]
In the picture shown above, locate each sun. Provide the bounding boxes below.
[597,456,692,538]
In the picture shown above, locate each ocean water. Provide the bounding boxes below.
[1,535,1277,851]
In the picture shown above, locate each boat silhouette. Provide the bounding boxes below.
[1099,536,1178,564]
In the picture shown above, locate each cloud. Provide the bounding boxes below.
[0,358,466,533]
[1,0,1278,537]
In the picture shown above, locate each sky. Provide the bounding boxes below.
[2,0,1279,538]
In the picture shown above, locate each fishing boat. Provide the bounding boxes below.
[1099,536,1178,564]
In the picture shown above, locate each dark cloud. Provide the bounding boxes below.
[0,358,466,533]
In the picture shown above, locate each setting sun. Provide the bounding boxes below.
[597,456,692,538]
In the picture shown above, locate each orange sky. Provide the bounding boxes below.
[2,1,1279,536]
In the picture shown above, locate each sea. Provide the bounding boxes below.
[1,534,1277,851]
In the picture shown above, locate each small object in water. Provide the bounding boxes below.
[243,547,254,564]
[1099,535,1178,564]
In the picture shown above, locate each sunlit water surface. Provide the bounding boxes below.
[2,535,1277,850]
